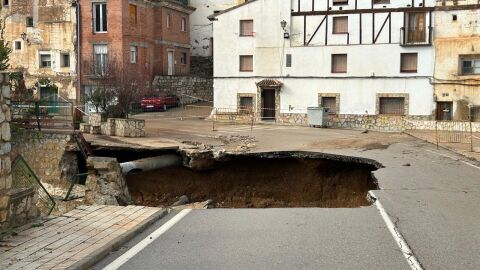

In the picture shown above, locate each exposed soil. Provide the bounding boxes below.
[127,156,379,208]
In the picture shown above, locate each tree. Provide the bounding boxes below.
[84,54,151,118]
[0,15,11,71]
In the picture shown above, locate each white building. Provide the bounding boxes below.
[210,0,436,130]
[189,0,246,57]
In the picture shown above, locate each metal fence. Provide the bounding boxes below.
[12,155,56,216]
[11,100,75,131]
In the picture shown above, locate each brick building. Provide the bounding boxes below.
[79,0,195,107]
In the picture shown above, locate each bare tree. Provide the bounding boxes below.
[84,54,150,118]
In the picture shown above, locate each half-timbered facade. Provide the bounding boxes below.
[210,0,436,130]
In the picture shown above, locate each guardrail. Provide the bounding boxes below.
[11,100,75,131]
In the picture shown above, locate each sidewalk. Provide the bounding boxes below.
[405,130,480,162]
[0,205,166,270]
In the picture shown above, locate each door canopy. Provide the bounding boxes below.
[256,79,283,89]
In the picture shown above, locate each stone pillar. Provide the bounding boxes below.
[0,72,39,232]
[85,157,132,206]
[0,72,13,227]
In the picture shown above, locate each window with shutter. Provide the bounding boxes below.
[239,97,253,114]
[333,16,348,34]
[331,54,347,73]
[129,4,137,25]
[240,20,254,36]
[400,53,418,73]
[240,55,253,72]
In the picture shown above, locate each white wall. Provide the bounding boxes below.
[212,0,435,116]
[189,0,240,57]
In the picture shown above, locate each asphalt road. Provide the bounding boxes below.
[92,121,480,270]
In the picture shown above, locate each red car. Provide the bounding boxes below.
[141,94,180,112]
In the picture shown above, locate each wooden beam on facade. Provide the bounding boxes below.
[292,7,434,16]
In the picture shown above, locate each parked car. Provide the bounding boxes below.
[141,94,180,112]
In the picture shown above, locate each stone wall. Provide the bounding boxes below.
[11,131,78,189]
[114,119,146,137]
[152,76,213,103]
[273,113,434,132]
[1,73,39,231]
[405,119,480,132]
[88,116,145,138]
[85,157,132,206]
[190,56,213,78]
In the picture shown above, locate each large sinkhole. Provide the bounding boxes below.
[122,151,381,208]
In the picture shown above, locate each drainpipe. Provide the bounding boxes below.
[74,0,82,109]
[120,155,182,175]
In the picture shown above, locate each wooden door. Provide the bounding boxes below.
[262,89,275,120]
[436,102,453,121]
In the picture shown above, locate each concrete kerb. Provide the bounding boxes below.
[66,208,168,270]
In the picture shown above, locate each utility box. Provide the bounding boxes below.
[307,107,329,127]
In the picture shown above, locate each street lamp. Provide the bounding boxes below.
[280,20,287,30]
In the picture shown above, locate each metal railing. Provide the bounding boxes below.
[400,26,433,46]
[12,155,56,216]
[11,100,75,131]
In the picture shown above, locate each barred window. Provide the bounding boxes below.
[379,97,405,115]
[239,96,253,114]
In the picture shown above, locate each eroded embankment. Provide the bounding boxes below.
[126,151,382,208]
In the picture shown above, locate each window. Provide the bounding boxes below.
[286,54,292,67]
[321,97,337,114]
[167,14,171,28]
[129,4,137,25]
[130,46,137,63]
[239,55,253,72]
[332,0,348,5]
[400,53,418,73]
[14,41,21,50]
[239,96,253,114]
[374,0,390,4]
[61,53,70,67]
[93,3,107,33]
[333,16,348,34]
[407,12,426,43]
[379,97,405,115]
[39,53,51,68]
[180,52,187,65]
[240,20,254,36]
[461,57,480,75]
[3,0,9,6]
[331,54,347,73]
[26,17,34,27]
[181,18,186,31]
[94,44,108,75]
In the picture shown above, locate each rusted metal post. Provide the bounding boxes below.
[250,111,254,131]
[469,107,474,152]
[212,108,216,131]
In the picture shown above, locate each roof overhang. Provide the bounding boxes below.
[208,0,258,21]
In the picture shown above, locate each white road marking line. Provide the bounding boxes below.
[425,149,480,170]
[102,209,192,270]
[369,191,424,270]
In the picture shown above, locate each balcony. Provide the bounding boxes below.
[400,26,433,46]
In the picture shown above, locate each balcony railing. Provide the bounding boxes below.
[400,26,433,46]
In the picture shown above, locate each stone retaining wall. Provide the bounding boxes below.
[85,157,131,206]
[1,73,39,231]
[152,76,213,103]
[114,119,146,137]
[11,131,78,189]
